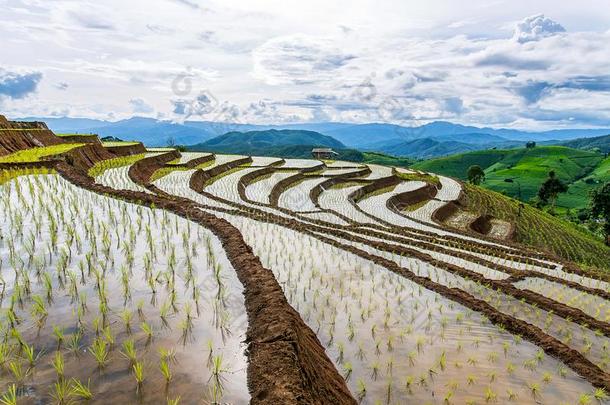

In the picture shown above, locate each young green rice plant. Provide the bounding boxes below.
[141,321,153,343]
[160,358,172,384]
[594,388,608,402]
[133,361,145,392]
[52,351,65,380]
[120,309,133,333]
[51,378,72,404]
[343,362,352,381]
[121,339,137,365]
[208,355,228,395]
[137,299,145,320]
[31,295,48,321]
[160,301,170,328]
[53,326,65,349]
[103,326,115,348]
[484,386,497,403]
[0,343,11,369]
[528,382,541,399]
[385,379,393,404]
[356,378,367,402]
[0,384,17,405]
[579,393,592,404]
[371,361,380,381]
[89,338,109,368]
[67,330,83,354]
[8,361,30,386]
[69,378,93,400]
[159,347,176,363]
[21,344,41,368]
[167,397,180,405]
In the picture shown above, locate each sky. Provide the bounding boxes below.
[1,0,610,130]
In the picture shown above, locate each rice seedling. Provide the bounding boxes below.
[208,354,228,395]
[160,358,172,384]
[70,378,93,400]
[89,338,109,368]
[167,397,181,405]
[67,330,83,354]
[9,361,30,386]
[120,339,137,365]
[53,326,65,349]
[51,378,72,404]
[0,385,17,405]
[52,351,65,379]
[133,361,145,392]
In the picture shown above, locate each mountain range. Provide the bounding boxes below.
[14,116,610,158]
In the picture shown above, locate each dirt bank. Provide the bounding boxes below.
[0,115,65,156]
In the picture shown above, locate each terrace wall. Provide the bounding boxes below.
[0,115,65,156]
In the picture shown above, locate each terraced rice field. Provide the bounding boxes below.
[2,131,610,404]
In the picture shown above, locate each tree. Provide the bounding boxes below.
[467,165,485,185]
[591,182,610,246]
[526,141,536,149]
[537,170,568,212]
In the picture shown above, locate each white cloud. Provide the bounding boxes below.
[1,0,610,129]
[252,34,356,85]
[129,98,154,113]
[513,14,566,43]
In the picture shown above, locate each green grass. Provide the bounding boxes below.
[0,144,84,163]
[395,171,440,187]
[462,183,610,271]
[87,154,145,177]
[0,167,55,185]
[102,141,140,147]
[203,163,252,187]
[556,156,610,210]
[413,149,509,179]
[362,152,414,168]
[149,159,214,182]
[414,146,604,205]
[56,133,97,137]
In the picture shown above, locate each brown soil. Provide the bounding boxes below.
[386,182,437,211]
[169,153,217,169]
[190,157,254,190]
[128,149,182,185]
[0,115,65,156]
[103,143,147,156]
[58,135,103,144]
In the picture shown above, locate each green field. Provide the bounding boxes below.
[0,144,84,163]
[556,156,610,210]
[102,141,140,147]
[414,146,605,207]
[462,183,610,271]
[361,152,414,168]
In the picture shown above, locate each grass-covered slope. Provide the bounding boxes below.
[0,143,84,163]
[414,146,604,203]
[461,183,610,270]
[560,133,610,153]
[556,156,610,210]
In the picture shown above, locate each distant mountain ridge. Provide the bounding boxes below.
[14,116,610,156]
[187,129,345,156]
